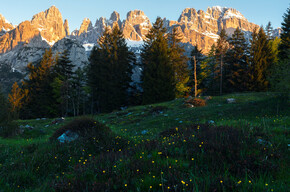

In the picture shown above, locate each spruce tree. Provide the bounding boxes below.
[0,85,8,123]
[270,7,290,93]
[88,26,134,113]
[8,82,26,119]
[215,28,229,95]
[168,27,190,98]
[141,17,175,104]
[21,49,56,118]
[52,50,75,116]
[226,27,249,92]
[265,21,274,40]
[203,44,218,95]
[278,7,290,61]
[249,27,273,91]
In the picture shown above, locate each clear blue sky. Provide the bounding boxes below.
[0,0,288,31]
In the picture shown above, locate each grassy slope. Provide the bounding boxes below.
[0,92,289,191]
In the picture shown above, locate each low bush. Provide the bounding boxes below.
[185,97,206,107]
[50,117,113,142]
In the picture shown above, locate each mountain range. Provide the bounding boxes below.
[0,5,281,89]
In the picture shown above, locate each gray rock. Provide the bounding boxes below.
[57,130,79,143]
[226,98,236,104]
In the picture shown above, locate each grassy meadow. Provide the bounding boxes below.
[0,92,289,191]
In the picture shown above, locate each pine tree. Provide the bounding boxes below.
[203,44,218,95]
[168,27,190,98]
[249,27,273,91]
[141,17,175,104]
[215,28,229,95]
[226,27,249,92]
[88,26,134,113]
[21,49,57,118]
[265,21,274,40]
[278,7,290,61]
[0,85,8,123]
[270,7,290,93]
[52,50,75,116]
[8,82,26,119]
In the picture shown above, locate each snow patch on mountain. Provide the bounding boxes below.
[83,43,95,51]
[126,40,144,47]
[41,36,55,46]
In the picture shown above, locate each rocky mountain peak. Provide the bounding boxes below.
[178,8,198,23]
[0,20,40,53]
[122,10,151,41]
[110,11,120,22]
[64,19,70,36]
[77,18,93,36]
[31,6,67,44]
[0,14,14,34]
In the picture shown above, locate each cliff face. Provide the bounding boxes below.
[30,5,67,44]
[0,6,69,54]
[0,14,14,35]
[122,10,152,41]
[0,21,40,53]
[72,6,260,54]
[167,6,259,53]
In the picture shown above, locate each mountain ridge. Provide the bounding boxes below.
[0,5,280,76]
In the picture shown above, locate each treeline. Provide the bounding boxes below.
[1,7,289,119]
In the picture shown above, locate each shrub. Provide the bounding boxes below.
[0,87,19,137]
[50,117,113,142]
[184,97,206,107]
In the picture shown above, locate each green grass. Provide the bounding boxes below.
[0,92,289,191]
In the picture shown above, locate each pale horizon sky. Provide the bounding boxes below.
[0,0,288,31]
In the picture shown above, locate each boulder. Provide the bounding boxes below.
[57,130,79,143]
[226,98,236,104]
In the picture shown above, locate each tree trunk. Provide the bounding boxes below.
[193,56,197,97]
[220,54,223,95]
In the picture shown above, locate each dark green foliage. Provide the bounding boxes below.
[226,27,249,92]
[265,21,274,40]
[278,7,290,61]
[70,67,90,116]
[269,56,290,93]
[21,49,57,118]
[88,26,134,113]
[215,28,229,95]
[0,86,19,137]
[249,28,273,91]
[141,17,175,104]
[50,117,112,141]
[51,50,75,116]
[53,50,75,81]
[168,27,190,97]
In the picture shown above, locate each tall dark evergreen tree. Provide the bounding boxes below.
[265,21,274,40]
[203,44,218,94]
[168,27,190,98]
[0,85,8,123]
[270,7,290,93]
[21,49,56,118]
[51,50,75,116]
[141,17,175,104]
[278,7,290,61]
[226,27,249,92]
[215,28,229,95]
[88,25,134,113]
[249,27,273,91]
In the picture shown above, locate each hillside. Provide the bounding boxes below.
[0,92,289,191]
